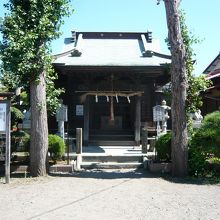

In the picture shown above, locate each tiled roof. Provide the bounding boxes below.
[203,53,220,74]
[207,69,220,79]
[53,31,171,67]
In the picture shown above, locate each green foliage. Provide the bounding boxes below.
[209,157,220,164]
[189,111,220,176]
[11,130,30,152]
[164,10,212,129]
[0,0,71,115]
[191,111,220,157]
[11,106,24,127]
[162,83,172,106]
[48,134,65,161]
[11,106,24,120]
[20,91,29,106]
[188,143,208,177]
[155,132,172,161]
[46,63,65,115]
[187,75,212,114]
[0,70,20,90]
[179,11,212,115]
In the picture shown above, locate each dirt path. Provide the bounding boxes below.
[0,169,220,220]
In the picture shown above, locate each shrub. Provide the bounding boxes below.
[209,157,220,164]
[189,111,220,176]
[188,143,208,177]
[48,134,66,162]
[155,132,171,161]
[11,130,30,152]
[191,111,220,157]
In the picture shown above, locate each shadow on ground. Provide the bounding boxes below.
[50,168,155,179]
[49,168,220,185]
[1,168,220,186]
[162,174,220,185]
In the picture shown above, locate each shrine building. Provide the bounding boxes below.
[52,31,171,146]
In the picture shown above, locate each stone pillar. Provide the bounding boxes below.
[149,138,156,152]
[58,121,65,140]
[76,128,82,154]
[135,96,141,146]
[83,96,89,146]
[76,128,82,171]
[141,126,148,153]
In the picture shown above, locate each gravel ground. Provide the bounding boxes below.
[0,169,220,220]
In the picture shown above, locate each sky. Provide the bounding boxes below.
[0,0,219,76]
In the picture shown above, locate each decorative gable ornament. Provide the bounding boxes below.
[71,49,82,57]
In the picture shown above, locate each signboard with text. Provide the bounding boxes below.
[0,103,7,133]
[56,104,68,122]
[153,105,165,122]
[0,98,11,183]
[76,105,84,116]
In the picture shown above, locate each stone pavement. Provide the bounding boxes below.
[0,168,220,220]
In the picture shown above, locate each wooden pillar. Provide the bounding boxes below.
[135,95,141,146]
[83,96,89,146]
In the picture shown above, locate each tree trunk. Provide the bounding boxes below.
[30,71,48,177]
[163,0,188,177]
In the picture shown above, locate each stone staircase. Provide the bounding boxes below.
[75,153,145,169]
[65,145,155,170]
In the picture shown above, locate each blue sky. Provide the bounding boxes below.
[0,0,219,76]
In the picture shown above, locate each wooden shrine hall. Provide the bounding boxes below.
[52,31,171,146]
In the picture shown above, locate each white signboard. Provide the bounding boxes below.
[56,104,68,122]
[0,103,7,133]
[76,105,84,116]
[153,105,165,122]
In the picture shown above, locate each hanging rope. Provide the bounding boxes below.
[79,91,143,103]
[76,91,143,122]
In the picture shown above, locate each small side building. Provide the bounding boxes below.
[52,31,171,146]
[202,53,220,115]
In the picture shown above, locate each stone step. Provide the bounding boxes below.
[80,162,143,169]
[65,153,149,160]
[50,164,73,173]
[90,134,134,141]
[65,152,155,161]
[72,154,153,170]
[81,155,144,163]
[90,129,133,135]
[89,140,136,146]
